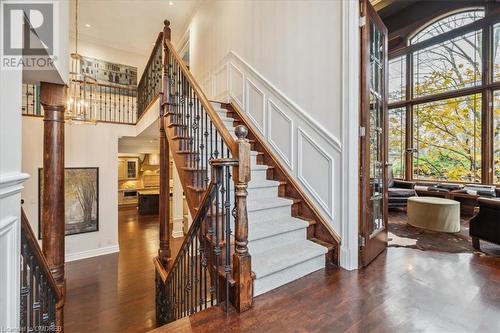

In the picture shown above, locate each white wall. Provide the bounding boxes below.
[189,0,342,136]
[186,0,360,269]
[22,118,136,261]
[0,59,27,333]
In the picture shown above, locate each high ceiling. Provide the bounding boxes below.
[372,0,420,19]
[70,0,201,56]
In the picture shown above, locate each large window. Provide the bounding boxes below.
[413,95,481,182]
[495,91,500,183]
[388,108,406,178]
[388,7,500,185]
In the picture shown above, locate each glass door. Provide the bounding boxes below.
[359,0,389,267]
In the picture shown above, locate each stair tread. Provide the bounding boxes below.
[248,216,309,242]
[251,240,327,279]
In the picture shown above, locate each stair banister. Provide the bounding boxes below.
[232,125,253,311]
[153,19,253,326]
[158,21,172,268]
[162,38,237,156]
[20,209,63,332]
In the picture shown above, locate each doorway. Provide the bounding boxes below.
[358,0,389,267]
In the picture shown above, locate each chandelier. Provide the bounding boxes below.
[66,0,97,124]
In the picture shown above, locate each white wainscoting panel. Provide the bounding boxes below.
[245,79,266,135]
[229,63,244,107]
[297,128,334,218]
[267,99,293,169]
[0,216,19,329]
[201,51,343,234]
[214,64,228,101]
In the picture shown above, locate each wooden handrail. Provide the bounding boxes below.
[164,39,238,156]
[21,209,62,301]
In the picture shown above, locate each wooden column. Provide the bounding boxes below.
[232,125,253,312]
[40,82,66,330]
[158,20,172,267]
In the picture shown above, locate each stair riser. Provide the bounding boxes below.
[248,227,307,254]
[250,169,269,182]
[248,205,291,221]
[253,255,325,296]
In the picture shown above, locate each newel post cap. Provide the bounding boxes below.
[235,125,248,140]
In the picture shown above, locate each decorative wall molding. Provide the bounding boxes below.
[267,99,293,169]
[245,78,266,135]
[229,63,244,107]
[214,64,229,102]
[65,244,120,262]
[297,127,334,218]
[202,51,343,233]
[0,215,18,329]
[0,172,30,199]
[340,0,361,270]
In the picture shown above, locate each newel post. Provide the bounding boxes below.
[232,125,253,312]
[40,82,66,330]
[158,19,172,267]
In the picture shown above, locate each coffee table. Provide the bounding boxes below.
[407,196,460,233]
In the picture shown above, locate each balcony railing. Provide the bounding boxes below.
[22,81,138,124]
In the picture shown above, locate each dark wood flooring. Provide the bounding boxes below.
[65,207,500,333]
[155,249,500,333]
[64,207,183,333]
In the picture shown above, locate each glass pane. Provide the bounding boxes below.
[369,22,385,234]
[494,91,500,184]
[388,108,406,179]
[413,94,482,183]
[413,30,482,98]
[494,23,500,82]
[388,56,406,103]
[410,10,484,45]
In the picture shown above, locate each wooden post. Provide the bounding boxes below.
[232,125,253,312]
[158,20,172,267]
[40,82,66,331]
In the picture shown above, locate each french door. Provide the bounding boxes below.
[359,0,389,267]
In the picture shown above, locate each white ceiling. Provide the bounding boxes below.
[70,0,200,56]
[119,118,160,153]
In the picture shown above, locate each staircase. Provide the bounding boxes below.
[151,19,340,327]
[209,102,330,295]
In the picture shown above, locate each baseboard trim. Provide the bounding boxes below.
[65,244,120,262]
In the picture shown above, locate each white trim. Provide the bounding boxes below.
[229,63,245,108]
[340,0,360,270]
[267,99,293,170]
[245,78,266,135]
[225,51,342,152]
[297,127,334,219]
[0,172,30,199]
[65,244,120,262]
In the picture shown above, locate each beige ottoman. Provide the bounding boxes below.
[407,197,460,233]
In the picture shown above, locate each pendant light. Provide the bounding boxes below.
[66,0,97,124]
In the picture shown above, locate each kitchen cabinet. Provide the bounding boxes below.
[118,157,139,180]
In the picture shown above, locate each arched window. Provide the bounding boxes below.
[410,9,485,44]
[387,6,500,185]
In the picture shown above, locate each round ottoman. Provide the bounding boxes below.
[407,197,460,233]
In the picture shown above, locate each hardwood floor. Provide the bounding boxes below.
[65,207,500,333]
[155,248,500,333]
[64,207,183,333]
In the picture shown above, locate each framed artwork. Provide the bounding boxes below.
[77,55,138,87]
[38,167,99,238]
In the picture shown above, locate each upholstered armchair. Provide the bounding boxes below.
[469,198,500,250]
[388,168,416,209]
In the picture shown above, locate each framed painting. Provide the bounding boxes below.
[38,167,99,238]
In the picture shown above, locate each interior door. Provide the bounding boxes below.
[359,0,389,267]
